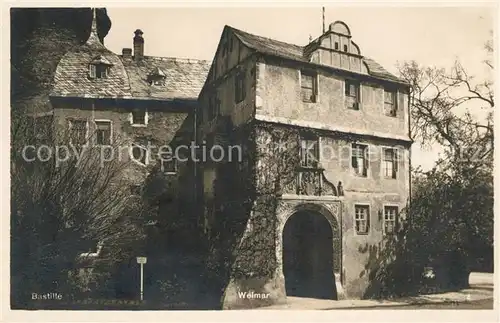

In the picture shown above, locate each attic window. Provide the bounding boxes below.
[89,55,112,79]
[335,42,339,50]
[148,67,166,86]
[343,44,348,52]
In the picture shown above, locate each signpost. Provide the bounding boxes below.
[136,256,147,301]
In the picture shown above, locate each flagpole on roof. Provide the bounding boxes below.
[322,7,326,33]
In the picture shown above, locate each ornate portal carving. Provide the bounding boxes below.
[282,168,339,197]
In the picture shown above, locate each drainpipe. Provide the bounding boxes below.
[194,101,199,240]
[407,85,414,283]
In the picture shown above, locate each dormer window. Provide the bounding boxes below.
[148,67,166,86]
[89,55,112,79]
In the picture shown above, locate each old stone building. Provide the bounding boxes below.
[49,9,209,233]
[197,21,412,308]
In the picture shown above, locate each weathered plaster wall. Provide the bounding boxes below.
[255,57,409,140]
[253,59,411,299]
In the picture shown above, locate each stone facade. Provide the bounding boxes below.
[42,9,209,253]
[198,22,412,308]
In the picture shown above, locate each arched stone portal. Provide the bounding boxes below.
[276,201,344,300]
[283,210,336,299]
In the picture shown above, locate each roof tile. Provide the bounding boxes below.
[229,26,402,83]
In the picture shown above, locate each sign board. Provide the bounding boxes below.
[136,256,147,264]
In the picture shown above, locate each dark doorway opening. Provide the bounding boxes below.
[283,210,337,299]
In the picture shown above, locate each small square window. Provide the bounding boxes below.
[301,71,317,103]
[355,205,370,234]
[384,206,398,234]
[132,110,146,125]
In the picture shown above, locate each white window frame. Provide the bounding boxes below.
[130,110,148,127]
[354,203,371,235]
[68,118,89,147]
[383,204,399,235]
[94,119,113,146]
[130,143,149,166]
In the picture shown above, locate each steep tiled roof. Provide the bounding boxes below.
[121,56,210,100]
[52,48,210,100]
[228,26,402,83]
[51,32,132,98]
[52,8,210,101]
[231,27,305,62]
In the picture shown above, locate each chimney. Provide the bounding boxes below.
[122,48,132,60]
[133,29,144,61]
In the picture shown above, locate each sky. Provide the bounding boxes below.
[103,6,494,170]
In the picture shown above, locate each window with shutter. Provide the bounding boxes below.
[95,121,111,145]
[351,144,368,177]
[383,148,398,179]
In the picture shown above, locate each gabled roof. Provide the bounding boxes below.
[227,25,402,83]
